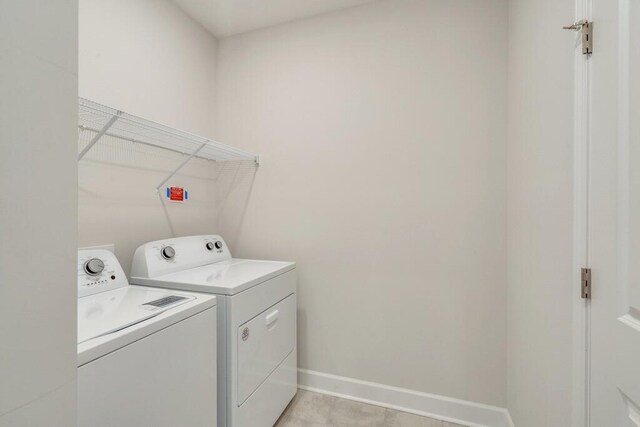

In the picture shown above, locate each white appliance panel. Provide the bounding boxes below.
[131,234,232,278]
[236,351,298,427]
[227,270,297,426]
[78,307,217,427]
[237,294,296,405]
[77,286,194,343]
[135,259,295,295]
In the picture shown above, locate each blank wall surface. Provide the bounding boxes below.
[506,0,574,424]
[215,0,508,406]
[0,0,78,424]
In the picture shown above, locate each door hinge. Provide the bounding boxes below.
[581,268,591,299]
[563,20,593,55]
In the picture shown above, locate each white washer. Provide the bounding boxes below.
[77,248,217,427]
[130,235,297,427]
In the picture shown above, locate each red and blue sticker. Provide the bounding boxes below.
[166,186,188,203]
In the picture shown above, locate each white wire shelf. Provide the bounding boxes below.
[78,97,258,191]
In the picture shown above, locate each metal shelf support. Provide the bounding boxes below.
[78,111,122,160]
[156,141,209,192]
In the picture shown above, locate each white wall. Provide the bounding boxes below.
[79,0,219,274]
[506,0,575,425]
[0,1,78,425]
[215,0,508,407]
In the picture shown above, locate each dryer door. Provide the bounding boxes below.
[237,294,296,405]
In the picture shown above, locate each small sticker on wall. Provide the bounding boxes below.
[166,186,188,203]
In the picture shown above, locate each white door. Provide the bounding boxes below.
[590,0,640,424]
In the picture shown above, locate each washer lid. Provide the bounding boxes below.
[131,259,296,295]
[77,286,194,344]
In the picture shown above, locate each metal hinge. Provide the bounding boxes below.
[581,268,591,299]
[563,20,593,54]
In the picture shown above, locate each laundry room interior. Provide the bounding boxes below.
[3,0,637,426]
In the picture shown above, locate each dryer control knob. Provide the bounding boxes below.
[161,246,175,260]
[84,258,105,276]
[206,242,215,251]
[214,241,223,249]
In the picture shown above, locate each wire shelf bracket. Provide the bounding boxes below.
[156,141,208,192]
[77,111,122,160]
[77,97,260,189]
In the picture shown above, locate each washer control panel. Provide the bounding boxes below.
[78,249,128,298]
[131,235,231,279]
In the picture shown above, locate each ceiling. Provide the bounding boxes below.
[172,0,379,38]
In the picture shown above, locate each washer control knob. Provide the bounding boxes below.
[84,258,105,276]
[206,242,215,251]
[161,246,175,260]
[214,241,223,249]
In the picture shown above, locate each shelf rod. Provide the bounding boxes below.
[156,141,208,192]
[78,112,122,160]
[79,125,214,161]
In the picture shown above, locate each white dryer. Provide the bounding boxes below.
[130,235,297,427]
[77,248,217,427]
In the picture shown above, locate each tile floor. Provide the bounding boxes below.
[275,390,467,427]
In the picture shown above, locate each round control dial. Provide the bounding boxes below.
[84,258,105,276]
[206,242,215,251]
[161,246,175,260]
[214,241,223,249]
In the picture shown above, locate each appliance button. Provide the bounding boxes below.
[206,242,215,251]
[214,241,223,249]
[161,246,175,260]
[84,258,105,276]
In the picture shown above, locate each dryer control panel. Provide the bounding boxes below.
[131,235,232,279]
[78,249,128,298]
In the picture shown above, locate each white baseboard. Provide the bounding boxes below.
[297,369,513,427]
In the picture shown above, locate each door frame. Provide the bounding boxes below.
[572,0,592,425]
